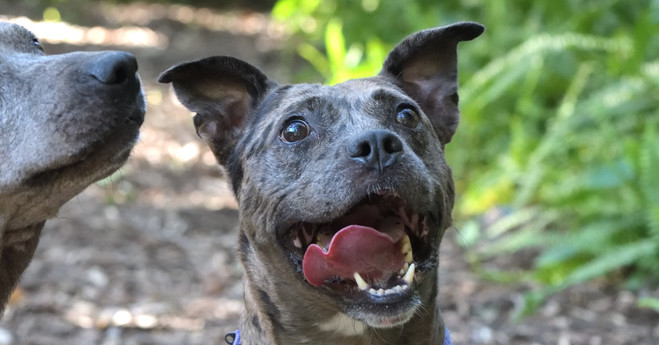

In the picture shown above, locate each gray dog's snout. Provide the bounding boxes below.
[86,51,138,84]
[348,130,403,171]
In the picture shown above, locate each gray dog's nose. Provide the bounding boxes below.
[86,51,138,84]
[348,130,403,171]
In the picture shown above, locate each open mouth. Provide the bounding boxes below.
[282,193,433,304]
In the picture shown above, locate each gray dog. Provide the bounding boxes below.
[0,22,145,312]
[160,22,483,345]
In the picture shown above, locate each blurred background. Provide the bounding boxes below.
[0,0,658,344]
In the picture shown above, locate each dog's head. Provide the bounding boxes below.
[160,22,483,329]
[0,22,145,204]
[0,22,145,226]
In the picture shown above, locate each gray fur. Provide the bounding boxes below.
[160,21,483,345]
[0,22,145,312]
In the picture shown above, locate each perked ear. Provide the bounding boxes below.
[380,22,484,144]
[158,56,274,165]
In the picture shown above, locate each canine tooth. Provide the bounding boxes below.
[403,263,415,284]
[354,272,369,291]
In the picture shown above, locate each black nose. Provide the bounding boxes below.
[348,130,403,171]
[86,51,138,84]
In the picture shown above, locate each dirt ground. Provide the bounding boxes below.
[1,3,658,345]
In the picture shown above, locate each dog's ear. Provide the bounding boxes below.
[380,22,484,144]
[158,56,273,165]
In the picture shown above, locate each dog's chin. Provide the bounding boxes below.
[353,308,417,329]
[277,192,439,328]
[341,288,423,328]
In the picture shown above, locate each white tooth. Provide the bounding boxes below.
[377,289,384,296]
[393,285,402,293]
[293,237,302,248]
[369,288,377,295]
[400,234,411,254]
[399,262,410,276]
[403,263,415,284]
[402,285,409,291]
[354,272,369,291]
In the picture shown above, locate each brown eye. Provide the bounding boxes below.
[396,107,419,128]
[281,119,310,143]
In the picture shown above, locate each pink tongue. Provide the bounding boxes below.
[302,225,405,287]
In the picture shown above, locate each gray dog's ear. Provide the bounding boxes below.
[158,56,273,165]
[380,22,484,144]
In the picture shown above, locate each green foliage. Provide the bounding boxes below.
[638,297,659,312]
[273,0,659,314]
[272,0,453,83]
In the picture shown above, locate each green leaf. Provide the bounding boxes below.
[325,18,347,83]
[558,241,657,288]
[297,43,330,79]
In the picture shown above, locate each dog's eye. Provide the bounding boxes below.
[281,119,310,143]
[396,107,420,128]
[32,37,44,52]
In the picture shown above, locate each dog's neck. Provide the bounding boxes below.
[238,241,446,345]
[0,192,47,312]
[0,221,43,313]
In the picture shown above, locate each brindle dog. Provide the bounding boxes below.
[160,22,483,345]
[0,22,145,313]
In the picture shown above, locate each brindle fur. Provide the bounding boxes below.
[160,22,483,345]
[0,22,145,312]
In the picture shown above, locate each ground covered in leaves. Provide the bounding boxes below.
[0,3,658,344]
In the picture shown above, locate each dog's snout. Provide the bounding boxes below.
[348,130,403,171]
[86,51,138,85]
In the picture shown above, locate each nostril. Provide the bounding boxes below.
[87,51,138,85]
[383,135,403,154]
[348,130,404,171]
[351,141,372,158]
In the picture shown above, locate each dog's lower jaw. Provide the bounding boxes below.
[240,289,446,345]
[238,248,447,345]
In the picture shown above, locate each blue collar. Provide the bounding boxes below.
[225,330,240,345]
[225,328,453,344]
[444,327,453,345]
